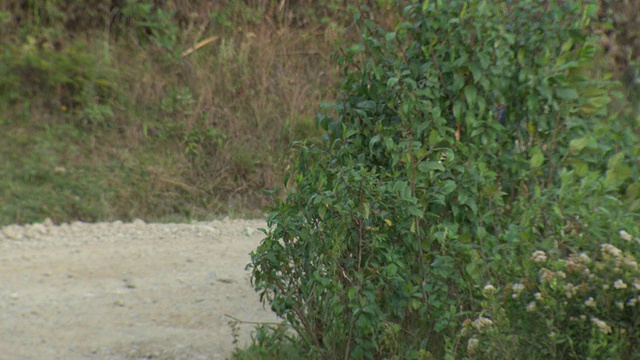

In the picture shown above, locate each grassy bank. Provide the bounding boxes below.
[0,0,391,225]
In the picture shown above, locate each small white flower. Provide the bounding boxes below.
[472,316,494,330]
[616,301,625,310]
[614,279,628,289]
[556,271,567,280]
[579,252,591,263]
[584,297,596,308]
[467,338,479,356]
[531,250,548,263]
[483,284,496,296]
[591,317,612,334]
[565,283,577,299]
[634,279,640,290]
[624,259,638,270]
[511,283,525,298]
[619,230,633,241]
[540,268,554,282]
[603,284,610,290]
[601,244,623,258]
[526,301,536,312]
[627,297,638,307]
[534,292,543,301]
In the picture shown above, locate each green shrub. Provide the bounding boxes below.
[465,237,640,359]
[0,41,116,125]
[249,0,639,358]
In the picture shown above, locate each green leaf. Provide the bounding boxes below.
[386,263,398,276]
[385,32,396,41]
[607,152,625,170]
[428,130,441,147]
[503,33,516,45]
[453,100,463,120]
[394,181,414,202]
[362,201,370,220]
[517,48,526,66]
[457,191,477,215]
[350,43,365,54]
[580,96,610,114]
[469,62,482,83]
[536,84,553,100]
[626,182,640,201]
[573,160,589,176]
[605,152,632,187]
[555,87,579,100]
[530,146,545,168]
[463,85,477,108]
[560,38,573,53]
[441,180,457,195]
[357,100,376,110]
[465,262,480,282]
[418,161,444,173]
[569,137,589,155]
[526,94,539,112]
[407,207,424,218]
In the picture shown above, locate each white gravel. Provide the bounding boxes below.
[0,217,279,359]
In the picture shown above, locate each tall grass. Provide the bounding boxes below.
[0,0,384,225]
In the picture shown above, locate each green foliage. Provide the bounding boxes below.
[231,323,307,360]
[0,38,117,129]
[249,0,639,358]
[120,0,181,60]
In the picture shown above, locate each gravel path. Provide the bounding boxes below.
[0,218,279,359]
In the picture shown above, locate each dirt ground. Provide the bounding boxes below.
[0,218,279,360]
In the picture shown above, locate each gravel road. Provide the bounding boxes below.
[0,218,279,359]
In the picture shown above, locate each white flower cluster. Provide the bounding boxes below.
[531,250,547,263]
[526,301,536,312]
[601,243,623,258]
[472,316,494,330]
[614,279,627,289]
[467,338,479,356]
[511,283,525,298]
[564,283,577,299]
[618,229,640,244]
[483,284,496,296]
[584,297,596,308]
[619,230,633,242]
[590,317,612,334]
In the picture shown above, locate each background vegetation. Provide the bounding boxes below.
[1,0,639,359]
[0,0,396,225]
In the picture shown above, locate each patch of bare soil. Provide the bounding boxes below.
[0,218,278,359]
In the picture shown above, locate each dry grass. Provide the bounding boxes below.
[0,0,352,224]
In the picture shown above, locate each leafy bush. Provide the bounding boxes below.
[466,238,640,359]
[249,0,639,358]
[0,41,116,125]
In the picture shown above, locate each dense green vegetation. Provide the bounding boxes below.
[245,0,640,359]
[2,0,640,359]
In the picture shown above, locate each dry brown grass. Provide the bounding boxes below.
[1,1,352,223]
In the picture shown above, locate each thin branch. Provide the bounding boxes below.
[224,314,285,326]
[182,35,220,58]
